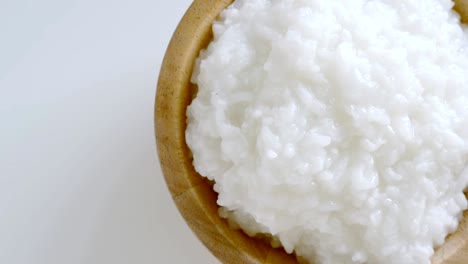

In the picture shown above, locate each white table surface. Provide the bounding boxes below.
[0,0,219,263]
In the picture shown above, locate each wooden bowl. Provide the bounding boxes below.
[155,0,468,263]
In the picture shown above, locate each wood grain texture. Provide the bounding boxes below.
[155,0,468,263]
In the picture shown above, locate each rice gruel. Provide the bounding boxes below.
[186,0,468,263]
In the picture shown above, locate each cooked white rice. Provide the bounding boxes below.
[186,0,468,263]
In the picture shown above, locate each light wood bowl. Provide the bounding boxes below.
[155,0,468,263]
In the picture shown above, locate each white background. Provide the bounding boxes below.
[0,0,218,263]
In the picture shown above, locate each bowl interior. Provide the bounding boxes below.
[156,0,468,263]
